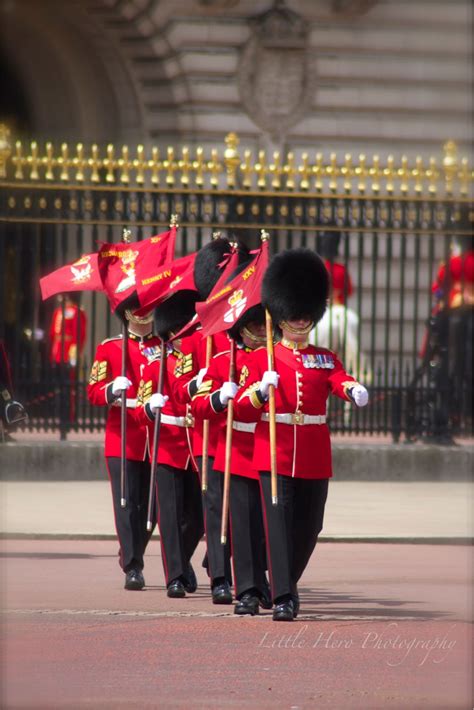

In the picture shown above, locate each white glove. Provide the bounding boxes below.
[149,392,169,414]
[219,381,239,406]
[196,368,208,388]
[259,370,279,399]
[351,384,369,407]
[112,376,132,396]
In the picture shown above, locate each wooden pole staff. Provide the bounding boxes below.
[146,337,167,531]
[200,335,213,492]
[220,338,236,545]
[200,229,223,492]
[260,229,277,505]
[120,227,132,508]
[265,308,278,506]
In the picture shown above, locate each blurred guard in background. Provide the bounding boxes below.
[49,294,87,423]
[49,294,86,367]
[0,340,28,442]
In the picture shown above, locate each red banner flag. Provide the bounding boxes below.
[166,244,248,342]
[136,251,198,311]
[40,253,103,301]
[98,227,176,312]
[196,240,269,338]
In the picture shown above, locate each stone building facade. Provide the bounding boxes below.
[0,0,471,160]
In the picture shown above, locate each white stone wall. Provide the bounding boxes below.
[95,0,472,162]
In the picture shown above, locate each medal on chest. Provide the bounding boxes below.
[302,353,335,369]
[141,345,161,363]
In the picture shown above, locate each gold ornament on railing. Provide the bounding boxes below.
[0,124,471,197]
[341,153,353,193]
[285,152,297,191]
[224,132,240,188]
[60,143,69,182]
[370,155,380,194]
[443,140,458,196]
[255,150,267,189]
[299,152,311,191]
[0,124,11,179]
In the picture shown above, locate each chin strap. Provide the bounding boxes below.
[124,309,154,325]
[279,320,314,335]
[241,325,267,345]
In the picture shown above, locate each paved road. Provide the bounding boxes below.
[2,538,472,709]
[1,480,472,541]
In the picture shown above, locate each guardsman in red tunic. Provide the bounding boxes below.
[191,303,273,615]
[234,248,369,621]
[50,294,87,421]
[431,245,474,310]
[87,308,160,591]
[49,295,87,366]
[171,238,249,604]
[135,292,204,599]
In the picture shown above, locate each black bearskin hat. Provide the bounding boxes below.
[154,291,198,341]
[194,237,250,300]
[262,248,329,328]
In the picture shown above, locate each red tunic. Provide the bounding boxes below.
[87,333,161,461]
[431,252,474,308]
[325,260,353,306]
[171,329,230,457]
[191,346,264,480]
[49,303,87,365]
[135,346,197,471]
[233,341,358,479]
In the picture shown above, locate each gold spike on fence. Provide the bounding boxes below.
[0,124,472,197]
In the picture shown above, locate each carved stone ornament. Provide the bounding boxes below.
[238,0,315,140]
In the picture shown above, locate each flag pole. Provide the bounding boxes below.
[146,213,178,529]
[200,230,222,493]
[220,338,236,545]
[146,336,167,531]
[120,227,132,508]
[200,335,213,492]
[261,230,278,505]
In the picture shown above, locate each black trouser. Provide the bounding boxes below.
[106,457,155,573]
[259,472,329,601]
[155,463,204,585]
[229,475,267,599]
[197,456,232,586]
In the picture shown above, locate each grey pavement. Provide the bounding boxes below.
[1,479,472,542]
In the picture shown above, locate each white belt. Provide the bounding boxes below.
[161,413,194,428]
[261,412,326,425]
[232,421,256,433]
[113,398,137,409]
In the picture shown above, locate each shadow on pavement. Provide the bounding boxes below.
[298,587,454,621]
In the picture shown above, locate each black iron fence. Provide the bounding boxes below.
[0,129,472,442]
